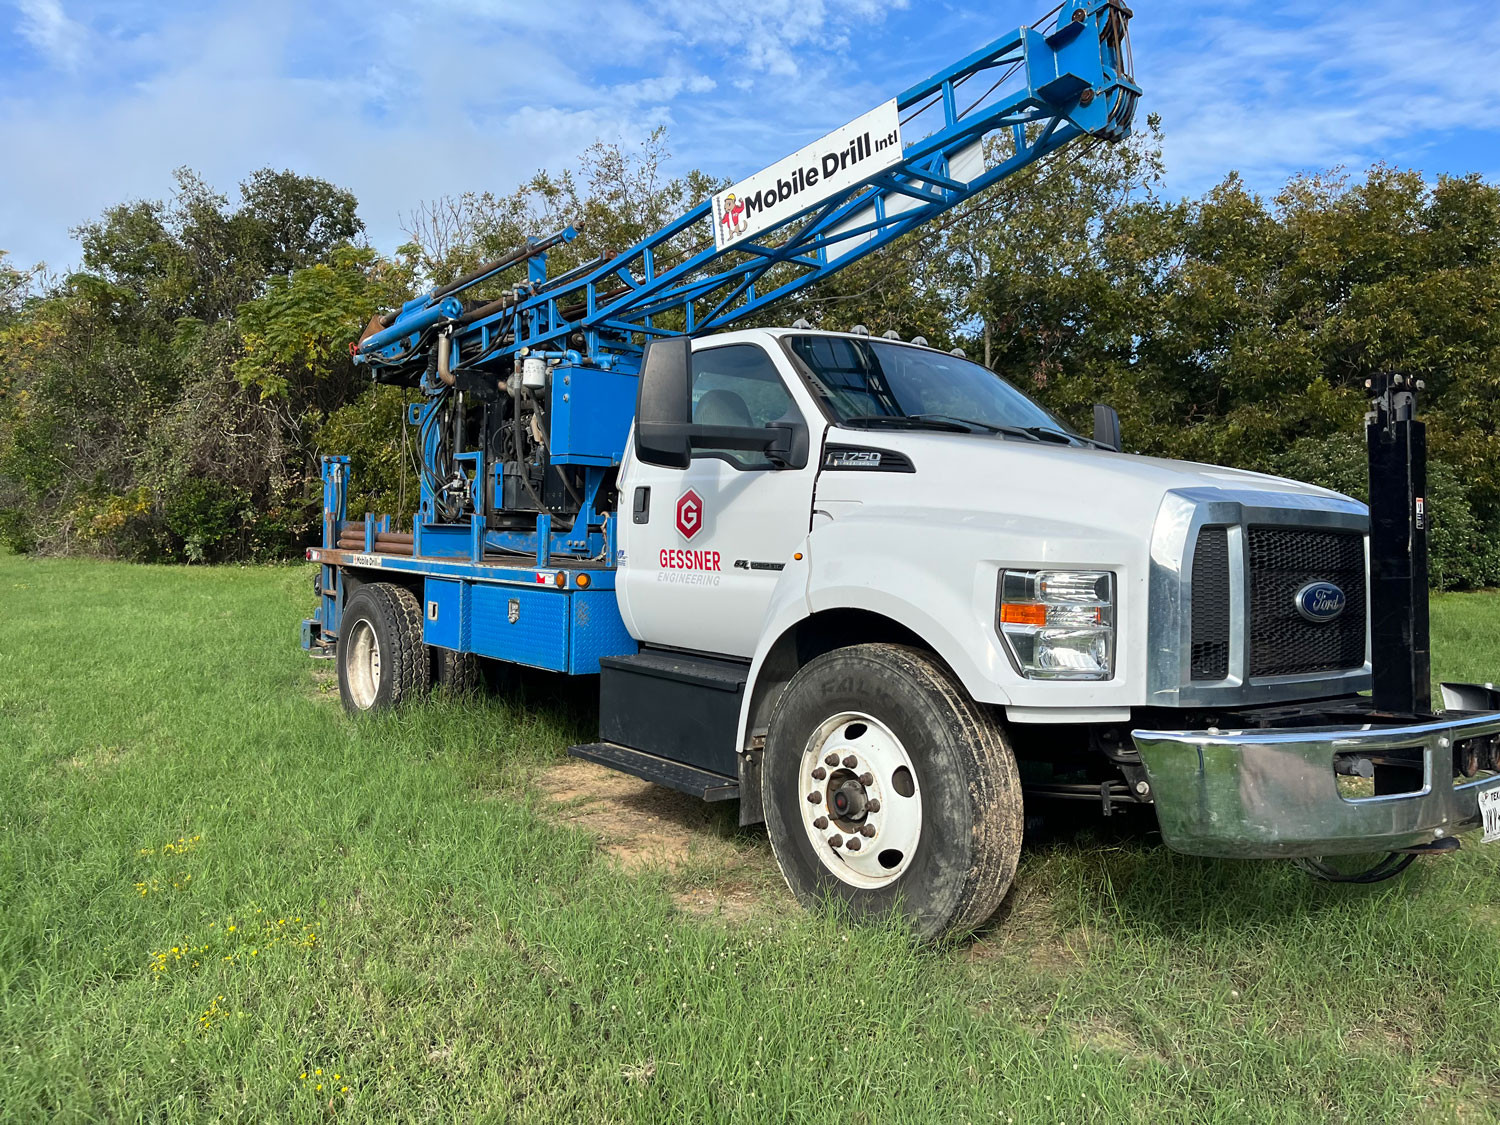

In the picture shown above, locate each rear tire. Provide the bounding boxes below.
[337,584,430,714]
[763,643,1024,940]
[431,648,483,695]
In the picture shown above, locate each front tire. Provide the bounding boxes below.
[337,583,430,714]
[763,644,1024,940]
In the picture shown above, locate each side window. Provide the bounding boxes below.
[690,344,801,470]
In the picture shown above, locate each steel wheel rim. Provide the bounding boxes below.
[347,620,381,710]
[798,711,921,889]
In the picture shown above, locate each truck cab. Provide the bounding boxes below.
[617,326,1369,717]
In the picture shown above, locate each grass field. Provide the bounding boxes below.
[2,553,1500,1123]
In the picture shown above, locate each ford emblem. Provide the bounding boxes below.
[1295,581,1346,623]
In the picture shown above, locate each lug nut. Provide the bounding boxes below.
[825,753,839,767]
[842,755,858,768]
[807,792,822,804]
[828,835,844,848]
[866,799,881,813]
[860,824,876,838]
[846,837,862,852]
[812,767,827,780]
[859,772,874,786]
[813,816,829,830]
[1134,780,1150,796]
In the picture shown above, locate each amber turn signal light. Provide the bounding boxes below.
[999,603,1048,627]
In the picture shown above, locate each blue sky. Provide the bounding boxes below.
[3,0,1499,273]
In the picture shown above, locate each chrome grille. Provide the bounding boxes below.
[1190,526,1230,680]
[1247,527,1366,677]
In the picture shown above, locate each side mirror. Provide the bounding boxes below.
[634,338,812,471]
[1092,403,1122,452]
[635,338,693,468]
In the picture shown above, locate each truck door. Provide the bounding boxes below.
[617,341,819,658]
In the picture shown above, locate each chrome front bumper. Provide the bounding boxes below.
[1133,701,1500,858]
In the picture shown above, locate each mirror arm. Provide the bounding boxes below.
[687,425,780,452]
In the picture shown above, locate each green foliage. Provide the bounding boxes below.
[2,133,1499,587]
[161,477,251,563]
[235,245,383,400]
[314,385,421,524]
[0,169,374,562]
[0,250,27,314]
[399,127,723,321]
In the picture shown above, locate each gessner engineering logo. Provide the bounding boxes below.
[675,489,703,539]
[662,488,720,575]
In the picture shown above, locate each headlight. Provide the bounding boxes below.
[997,569,1116,680]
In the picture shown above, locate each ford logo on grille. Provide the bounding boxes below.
[1295,581,1347,623]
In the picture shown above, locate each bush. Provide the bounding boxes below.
[161,478,250,563]
[0,507,34,554]
[1267,433,1500,590]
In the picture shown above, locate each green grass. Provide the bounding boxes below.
[2,554,1499,1123]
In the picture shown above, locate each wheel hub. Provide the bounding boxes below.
[829,777,868,821]
[346,620,382,711]
[798,711,921,888]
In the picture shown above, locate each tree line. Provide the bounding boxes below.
[2,120,1498,587]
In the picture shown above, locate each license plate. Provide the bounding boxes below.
[1481,786,1500,844]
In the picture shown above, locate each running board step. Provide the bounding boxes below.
[597,650,747,778]
[567,742,740,802]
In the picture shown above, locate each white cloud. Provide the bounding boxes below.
[1137,0,1500,193]
[652,0,906,78]
[14,0,87,69]
[0,0,914,269]
[4,0,1494,274]
[0,6,651,267]
[613,72,717,106]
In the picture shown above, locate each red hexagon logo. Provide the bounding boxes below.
[675,489,704,540]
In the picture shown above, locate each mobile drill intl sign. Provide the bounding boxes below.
[711,100,904,251]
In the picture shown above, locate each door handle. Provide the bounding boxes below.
[632,486,651,524]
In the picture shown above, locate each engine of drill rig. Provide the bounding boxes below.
[410,348,607,535]
[351,227,640,555]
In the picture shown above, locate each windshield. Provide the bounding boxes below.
[785,335,1078,439]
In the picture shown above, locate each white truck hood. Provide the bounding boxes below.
[804,430,1367,715]
[815,431,1356,530]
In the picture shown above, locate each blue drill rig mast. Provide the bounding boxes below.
[306,0,1138,667]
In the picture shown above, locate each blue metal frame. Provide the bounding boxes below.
[355,0,1136,378]
[308,0,1139,674]
[302,543,634,673]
